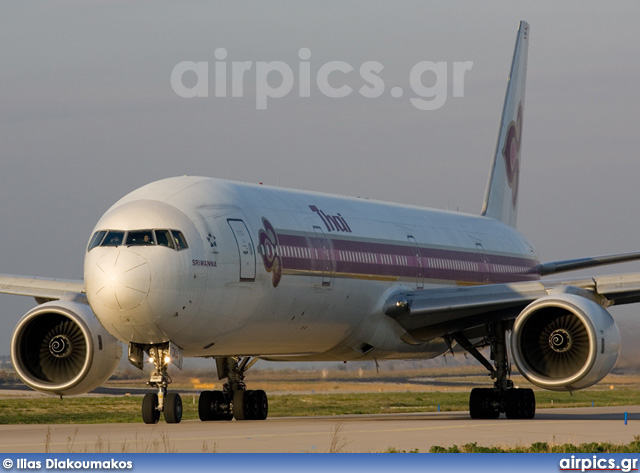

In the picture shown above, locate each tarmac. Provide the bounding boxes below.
[0,405,637,453]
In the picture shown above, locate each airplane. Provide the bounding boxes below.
[3,20,640,424]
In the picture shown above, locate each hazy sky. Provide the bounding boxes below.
[1,1,640,362]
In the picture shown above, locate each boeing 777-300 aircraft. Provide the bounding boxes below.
[3,21,640,424]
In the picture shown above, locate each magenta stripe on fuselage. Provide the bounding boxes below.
[275,232,539,285]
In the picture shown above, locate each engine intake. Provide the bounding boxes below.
[11,300,122,396]
[511,293,620,391]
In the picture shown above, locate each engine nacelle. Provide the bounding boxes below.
[11,300,122,396]
[511,293,620,392]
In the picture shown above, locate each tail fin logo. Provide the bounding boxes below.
[503,102,523,207]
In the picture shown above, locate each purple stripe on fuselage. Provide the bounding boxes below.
[275,233,539,284]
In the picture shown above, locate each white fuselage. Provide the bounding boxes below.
[84,176,540,362]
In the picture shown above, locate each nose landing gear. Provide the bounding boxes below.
[137,344,183,424]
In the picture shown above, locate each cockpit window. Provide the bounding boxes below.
[88,230,107,252]
[102,231,125,247]
[155,230,175,249]
[126,230,155,246]
[88,229,189,252]
[172,230,189,250]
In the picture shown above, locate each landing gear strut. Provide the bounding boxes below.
[453,322,535,419]
[141,345,183,424]
[198,356,268,421]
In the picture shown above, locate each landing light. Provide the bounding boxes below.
[147,355,171,365]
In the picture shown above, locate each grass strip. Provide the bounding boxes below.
[424,437,640,453]
[1,389,638,424]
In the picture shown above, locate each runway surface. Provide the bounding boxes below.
[0,406,638,453]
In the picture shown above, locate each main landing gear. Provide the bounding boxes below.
[142,345,183,424]
[198,356,268,422]
[452,322,535,419]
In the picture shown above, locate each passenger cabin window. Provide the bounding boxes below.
[87,229,189,252]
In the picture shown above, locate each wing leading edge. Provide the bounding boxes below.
[531,251,640,276]
[0,274,84,304]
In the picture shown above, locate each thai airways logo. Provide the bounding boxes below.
[257,218,282,287]
[309,205,352,233]
[502,102,523,208]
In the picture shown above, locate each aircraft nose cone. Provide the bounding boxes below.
[92,250,151,310]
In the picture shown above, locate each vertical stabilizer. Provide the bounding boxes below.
[481,21,529,228]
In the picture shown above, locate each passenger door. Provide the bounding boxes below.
[227,219,256,281]
[313,226,332,287]
[407,235,424,290]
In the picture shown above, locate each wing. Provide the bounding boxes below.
[530,251,640,276]
[0,274,85,303]
[384,272,640,341]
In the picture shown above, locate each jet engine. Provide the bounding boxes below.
[11,300,122,396]
[511,293,620,392]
